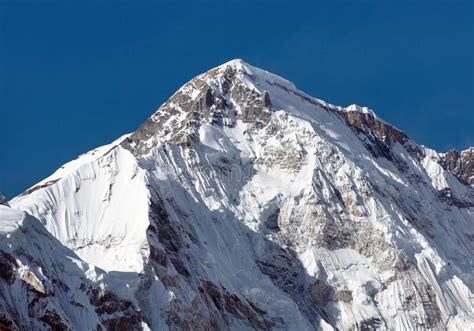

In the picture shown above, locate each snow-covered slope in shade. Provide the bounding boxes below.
[0,205,150,330]
[6,59,474,330]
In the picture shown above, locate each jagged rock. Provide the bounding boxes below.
[440,147,474,186]
[340,109,408,146]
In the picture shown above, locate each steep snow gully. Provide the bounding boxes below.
[1,60,473,330]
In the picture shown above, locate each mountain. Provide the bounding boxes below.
[2,59,473,330]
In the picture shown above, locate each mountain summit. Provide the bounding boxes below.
[2,60,473,330]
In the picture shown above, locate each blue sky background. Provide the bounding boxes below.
[1,1,473,197]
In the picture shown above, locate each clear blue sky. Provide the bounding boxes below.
[1,1,473,197]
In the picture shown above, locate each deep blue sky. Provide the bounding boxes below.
[1,1,473,198]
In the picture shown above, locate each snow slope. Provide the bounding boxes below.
[0,205,148,330]
[4,59,474,330]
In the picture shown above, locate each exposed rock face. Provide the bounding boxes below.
[121,64,272,155]
[4,59,474,330]
[440,147,474,186]
[340,110,408,146]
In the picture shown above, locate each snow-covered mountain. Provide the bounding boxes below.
[2,59,473,330]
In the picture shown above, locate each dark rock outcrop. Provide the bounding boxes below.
[440,147,474,186]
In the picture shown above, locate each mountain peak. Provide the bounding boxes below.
[210,58,298,94]
[121,59,406,157]
[122,59,296,154]
[6,60,474,330]
[218,58,248,69]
